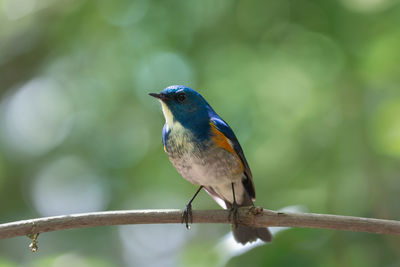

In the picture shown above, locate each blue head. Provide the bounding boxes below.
[149,85,213,136]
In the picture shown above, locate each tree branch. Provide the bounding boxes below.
[0,208,399,240]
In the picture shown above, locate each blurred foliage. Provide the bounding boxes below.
[0,0,400,266]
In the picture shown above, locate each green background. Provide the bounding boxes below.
[1,0,400,266]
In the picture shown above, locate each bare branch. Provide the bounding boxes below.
[0,208,399,240]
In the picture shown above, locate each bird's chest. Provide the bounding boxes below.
[165,127,242,185]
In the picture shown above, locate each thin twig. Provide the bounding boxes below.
[0,208,399,240]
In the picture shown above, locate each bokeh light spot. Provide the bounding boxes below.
[0,78,72,157]
[2,0,36,20]
[134,52,195,104]
[119,224,186,267]
[32,155,109,216]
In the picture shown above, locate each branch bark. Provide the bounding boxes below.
[0,208,399,240]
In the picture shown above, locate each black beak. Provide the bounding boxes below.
[149,93,166,100]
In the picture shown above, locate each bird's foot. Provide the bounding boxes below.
[181,203,193,229]
[229,202,239,228]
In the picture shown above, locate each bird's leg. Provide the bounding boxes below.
[182,185,203,229]
[229,182,239,228]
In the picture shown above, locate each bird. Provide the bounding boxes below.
[149,85,272,244]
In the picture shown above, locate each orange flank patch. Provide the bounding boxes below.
[209,122,236,154]
[210,122,244,174]
[164,145,167,152]
[210,123,235,154]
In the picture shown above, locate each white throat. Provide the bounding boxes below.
[161,101,184,131]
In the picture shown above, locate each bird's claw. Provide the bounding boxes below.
[181,203,193,229]
[229,202,239,228]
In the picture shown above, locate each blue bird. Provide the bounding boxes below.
[149,85,272,244]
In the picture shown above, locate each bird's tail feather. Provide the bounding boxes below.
[232,225,272,244]
[225,195,272,244]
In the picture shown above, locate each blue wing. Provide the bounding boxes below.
[209,116,256,200]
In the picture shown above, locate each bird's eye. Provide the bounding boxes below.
[176,92,186,102]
